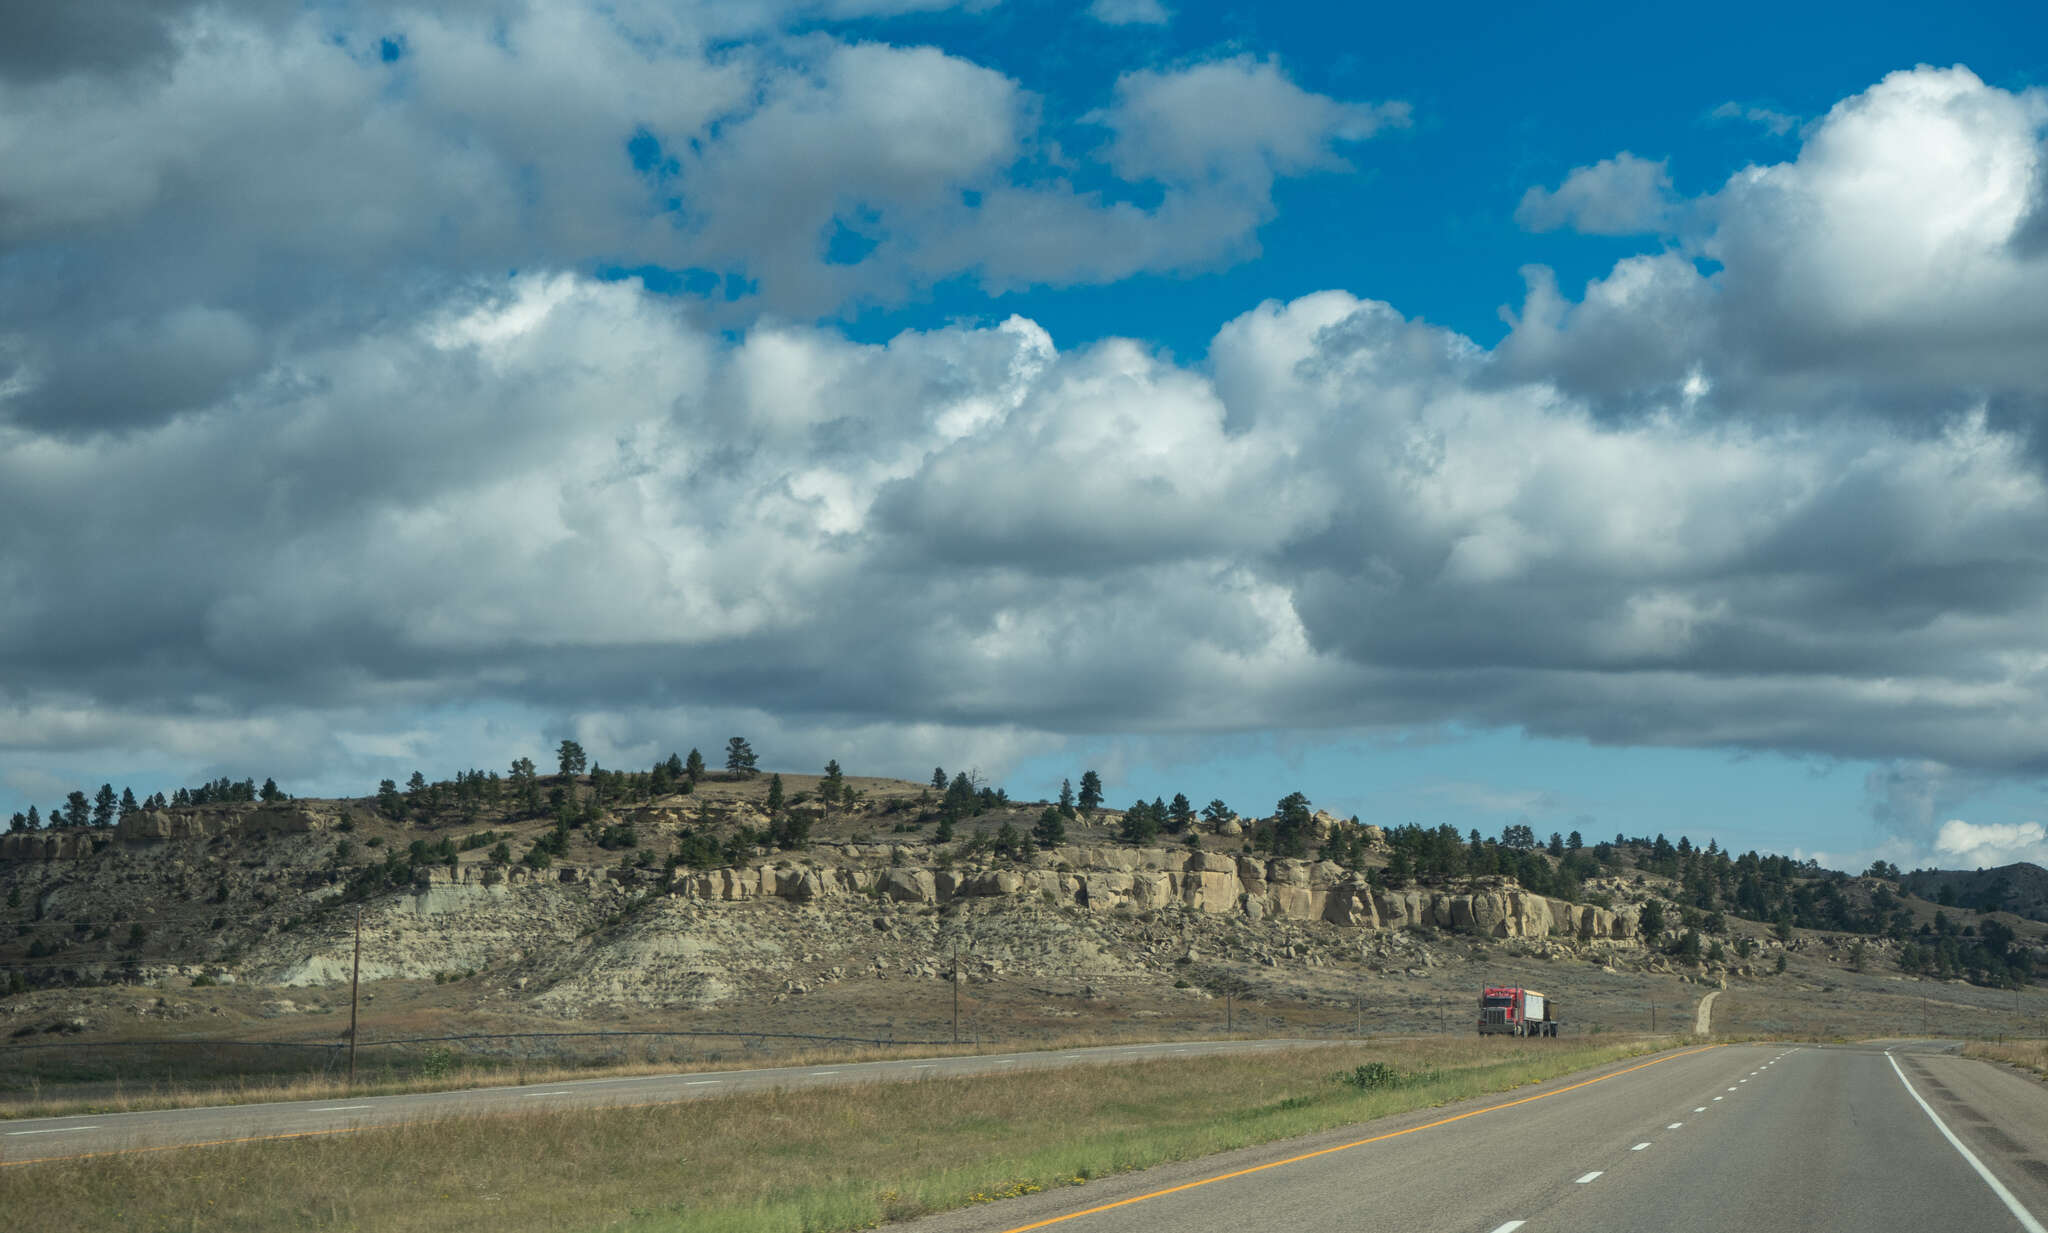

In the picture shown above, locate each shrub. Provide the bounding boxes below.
[1339,1062,1400,1090]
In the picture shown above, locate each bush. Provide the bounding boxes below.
[1339,1062,1401,1090]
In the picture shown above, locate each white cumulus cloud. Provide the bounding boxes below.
[1515,152,1677,235]
[1934,819,2048,868]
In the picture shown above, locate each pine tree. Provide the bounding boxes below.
[1057,778,1076,819]
[7,812,24,833]
[1201,798,1231,829]
[931,767,947,791]
[664,752,685,778]
[557,740,587,778]
[765,773,785,817]
[1167,793,1194,833]
[684,748,706,783]
[1078,770,1103,815]
[724,737,758,777]
[1271,792,1313,858]
[822,759,845,805]
[118,787,139,820]
[64,791,90,828]
[92,784,117,828]
[1033,807,1066,847]
[24,805,39,829]
[1119,800,1159,845]
[943,772,977,821]
[260,777,283,802]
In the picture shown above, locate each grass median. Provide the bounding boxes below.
[1,1035,1669,1233]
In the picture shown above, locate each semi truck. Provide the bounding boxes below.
[1478,986,1558,1036]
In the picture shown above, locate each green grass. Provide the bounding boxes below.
[0,1036,1670,1233]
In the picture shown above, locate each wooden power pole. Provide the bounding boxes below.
[348,909,362,1086]
[951,939,960,1046]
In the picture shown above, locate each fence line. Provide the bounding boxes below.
[0,1026,952,1057]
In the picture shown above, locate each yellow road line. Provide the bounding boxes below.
[997,1043,1729,1233]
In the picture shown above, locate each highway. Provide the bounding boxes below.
[0,1036,1333,1164]
[905,1040,2048,1233]
[8,1032,2046,1233]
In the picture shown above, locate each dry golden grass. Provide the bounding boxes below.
[0,1036,1662,1233]
[1963,1037,2048,1080]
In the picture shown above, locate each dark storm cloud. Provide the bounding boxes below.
[0,0,183,82]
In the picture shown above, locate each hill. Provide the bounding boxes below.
[2,756,2045,1060]
[1902,862,2048,924]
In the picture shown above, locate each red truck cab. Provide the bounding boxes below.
[1478,986,1558,1036]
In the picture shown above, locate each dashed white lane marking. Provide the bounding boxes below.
[1667,1122,1683,1129]
[312,1105,372,1112]
[1727,1087,1738,1091]
[1632,1142,1652,1151]
[810,1070,842,1076]
[911,1064,936,1069]
[1885,1051,2048,1233]
[1575,1171,1604,1184]
[1489,1222,1526,1233]
[996,1059,1016,1065]
[1694,1106,1707,1112]
[1714,1096,1725,1101]
[6,1126,99,1136]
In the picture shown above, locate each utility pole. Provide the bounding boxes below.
[1922,995,1928,1037]
[1650,1000,1657,1034]
[347,908,362,1086]
[951,939,960,1046]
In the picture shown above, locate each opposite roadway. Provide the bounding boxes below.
[6,1035,2047,1233]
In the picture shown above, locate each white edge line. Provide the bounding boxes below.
[6,1125,100,1136]
[312,1105,372,1112]
[684,1080,721,1086]
[1885,1051,2048,1233]
[1574,1171,1603,1184]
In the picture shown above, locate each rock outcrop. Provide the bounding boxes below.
[658,845,1636,943]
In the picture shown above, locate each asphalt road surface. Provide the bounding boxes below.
[0,1036,1334,1164]
[906,1040,2048,1233]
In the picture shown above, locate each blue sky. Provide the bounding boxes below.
[2,0,2047,873]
